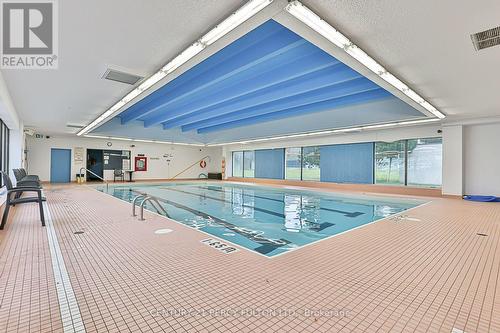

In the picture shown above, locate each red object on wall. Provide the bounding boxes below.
[134,156,147,171]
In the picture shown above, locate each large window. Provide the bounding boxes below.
[0,120,9,187]
[407,138,442,187]
[285,147,302,180]
[302,146,320,181]
[375,138,442,187]
[243,151,255,178]
[232,151,254,178]
[375,141,406,185]
[232,151,243,177]
[233,137,441,188]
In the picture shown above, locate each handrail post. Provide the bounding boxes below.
[79,167,110,191]
[132,194,144,216]
[139,196,150,221]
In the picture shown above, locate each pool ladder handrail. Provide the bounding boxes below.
[132,193,169,221]
[79,167,109,191]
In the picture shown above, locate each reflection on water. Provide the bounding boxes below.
[102,183,423,257]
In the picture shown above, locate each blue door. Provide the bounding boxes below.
[50,148,71,183]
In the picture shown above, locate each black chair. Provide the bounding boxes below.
[13,168,41,186]
[1,171,45,230]
[113,169,124,182]
[12,168,41,199]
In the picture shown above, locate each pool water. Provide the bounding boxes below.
[98,182,424,257]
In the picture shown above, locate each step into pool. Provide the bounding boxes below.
[98,182,425,257]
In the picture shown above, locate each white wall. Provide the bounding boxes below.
[464,122,500,196]
[26,135,222,182]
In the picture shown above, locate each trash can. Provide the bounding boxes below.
[76,173,85,183]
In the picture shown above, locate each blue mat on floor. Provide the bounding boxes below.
[463,195,500,202]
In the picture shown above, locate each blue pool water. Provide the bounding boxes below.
[98,182,424,257]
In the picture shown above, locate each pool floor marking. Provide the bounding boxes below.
[160,187,286,218]
[43,197,86,333]
[200,185,365,217]
[200,238,239,254]
[130,190,291,255]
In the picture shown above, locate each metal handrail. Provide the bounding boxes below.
[131,192,169,220]
[79,167,109,191]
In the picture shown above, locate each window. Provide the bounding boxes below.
[302,146,320,181]
[0,120,9,187]
[407,138,442,187]
[232,151,243,177]
[285,147,302,180]
[375,141,406,185]
[243,151,255,178]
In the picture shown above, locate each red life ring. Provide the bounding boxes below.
[199,160,207,168]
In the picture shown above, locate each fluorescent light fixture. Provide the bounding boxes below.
[161,42,205,74]
[285,1,350,48]
[345,45,385,75]
[285,0,446,120]
[379,72,408,91]
[78,0,274,137]
[209,118,441,146]
[403,88,424,104]
[200,0,273,46]
[84,135,206,146]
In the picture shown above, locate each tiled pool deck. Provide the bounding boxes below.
[0,183,499,333]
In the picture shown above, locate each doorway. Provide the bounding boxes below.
[50,148,71,183]
[86,149,103,181]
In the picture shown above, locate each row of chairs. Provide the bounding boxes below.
[1,169,45,230]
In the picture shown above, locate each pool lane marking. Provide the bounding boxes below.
[158,187,335,232]
[199,185,365,217]
[130,190,291,255]
[43,196,86,333]
[160,187,286,218]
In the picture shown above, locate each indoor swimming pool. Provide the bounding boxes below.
[98,182,424,257]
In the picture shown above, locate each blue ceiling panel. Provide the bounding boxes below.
[197,89,392,134]
[92,19,425,143]
[181,77,380,132]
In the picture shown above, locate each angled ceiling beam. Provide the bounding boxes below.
[197,89,391,134]
[181,77,378,131]
[121,28,304,125]
[140,47,338,128]
[162,63,361,130]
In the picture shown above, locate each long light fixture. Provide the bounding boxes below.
[84,134,206,147]
[285,1,445,119]
[210,118,441,146]
[78,0,274,136]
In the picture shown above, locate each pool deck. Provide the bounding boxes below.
[0,182,499,333]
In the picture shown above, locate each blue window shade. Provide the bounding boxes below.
[320,143,374,184]
[255,149,285,179]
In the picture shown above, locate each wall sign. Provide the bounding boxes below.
[74,147,84,162]
[200,238,239,254]
[135,156,147,171]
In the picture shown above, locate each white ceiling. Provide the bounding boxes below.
[1,0,246,134]
[2,0,500,137]
[301,0,500,118]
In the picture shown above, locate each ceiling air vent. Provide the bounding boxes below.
[102,68,143,85]
[471,26,500,51]
[66,124,84,129]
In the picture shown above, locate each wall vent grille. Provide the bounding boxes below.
[471,26,500,51]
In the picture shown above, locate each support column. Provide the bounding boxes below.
[442,125,464,196]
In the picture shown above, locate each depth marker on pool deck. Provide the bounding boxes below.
[43,197,86,333]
